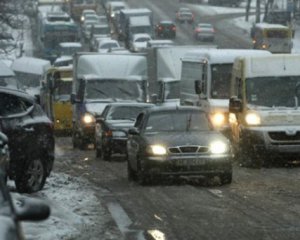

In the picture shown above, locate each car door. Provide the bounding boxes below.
[127,112,145,171]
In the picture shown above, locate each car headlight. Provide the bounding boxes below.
[82,113,95,124]
[245,112,261,125]
[210,141,228,154]
[81,16,85,22]
[148,145,167,155]
[210,112,226,127]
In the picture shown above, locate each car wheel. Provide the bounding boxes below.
[72,131,78,149]
[219,171,232,185]
[137,158,149,185]
[15,158,47,193]
[101,145,111,161]
[78,138,87,150]
[127,160,136,181]
[95,143,101,159]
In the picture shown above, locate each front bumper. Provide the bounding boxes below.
[241,127,300,156]
[141,154,232,177]
[103,137,127,154]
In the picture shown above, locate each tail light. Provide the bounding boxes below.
[172,26,176,31]
[195,28,201,33]
[105,130,113,137]
[158,26,163,31]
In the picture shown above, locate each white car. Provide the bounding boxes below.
[97,39,120,53]
[80,9,97,23]
[130,33,152,52]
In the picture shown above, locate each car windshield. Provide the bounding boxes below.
[85,79,144,101]
[145,110,211,132]
[210,64,232,99]
[246,76,300,108]
[107,106,147,120]
[100,42,118,49]
[135,37,150,42]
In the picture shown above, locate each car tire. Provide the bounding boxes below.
[95,144,101,158]
[101,145,111,161]
[220,171,232,185]
[15,158,47,193]
[137,158,149,185]
[127,160,136,181]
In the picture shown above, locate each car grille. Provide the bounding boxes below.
[168,146,209,154]
[268,131,300,141]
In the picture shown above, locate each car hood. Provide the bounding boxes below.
[143,131,227,147]
[106,120,135,130]
[133,42,147,49]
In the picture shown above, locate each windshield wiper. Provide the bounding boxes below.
[91,87,109,97]
[117,87,133,96]
[186,114,192,132]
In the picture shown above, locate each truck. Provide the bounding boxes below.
[179,49,272,137]
[70,52,148,149]
[117,8,153,42]
[147,46,216,106]
[229,54,300,168]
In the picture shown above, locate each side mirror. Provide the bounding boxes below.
[229,96,242,113]
[150,94,158,104]
[15,197,50,222]
[194,80,202,94]
[34,94,40,104]
[128,127,139,135]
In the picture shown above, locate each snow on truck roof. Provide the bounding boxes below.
[120,8,152,15]
[182,49,271,64]
[238,54,300,78]
[11,57,51,75]
[129,16,151,26]
[77,54,147,79]
[254,23,289,30]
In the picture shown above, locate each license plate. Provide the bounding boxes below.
[174,159,205,166]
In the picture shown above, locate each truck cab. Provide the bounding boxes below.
[180,49,271,136]
[229,54,300,167]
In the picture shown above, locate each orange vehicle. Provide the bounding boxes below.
[69,0,97,21]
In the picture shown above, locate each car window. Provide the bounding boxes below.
[145,111,212,132]
[107,106,147,120]
[0,93,32,117]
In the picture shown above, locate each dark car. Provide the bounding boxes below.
[155,21,176,39]
[175,7,194,24]
[0,87,55,193]
[95,102,154,160]
[0,170,50,240]
[127,106,233,185]
[0,131,9,180]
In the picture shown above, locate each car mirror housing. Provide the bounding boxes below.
[229,96,243,113]
[15,197,51,222]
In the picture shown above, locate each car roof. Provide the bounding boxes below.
[106,102,154,108]
[159,20,175,25]
[197,23,213,27]
[145,105,204,114]
[0,86,34,102]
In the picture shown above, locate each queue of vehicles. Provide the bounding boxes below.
[2,0,300,199]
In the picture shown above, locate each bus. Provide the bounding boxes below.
[40,65,73,135]
[37,8,79,62]
[69,0,98,22]
[251,23,293,53]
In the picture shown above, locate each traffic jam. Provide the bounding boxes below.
[1,0,300,239]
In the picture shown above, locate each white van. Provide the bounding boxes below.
[180,49,271,135]
[229,54,300,167]
[11,56,51,97]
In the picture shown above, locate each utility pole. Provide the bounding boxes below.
[245,0,252,21]
[256,0,261,22]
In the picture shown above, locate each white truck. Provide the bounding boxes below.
[70,52,148,149]
[147,46,215,106]
[179,49,271,136]
[229,54,300,167]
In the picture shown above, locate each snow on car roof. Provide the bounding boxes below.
[0,60,15,76]
[59,42,82,48]
[11,57,51,75]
